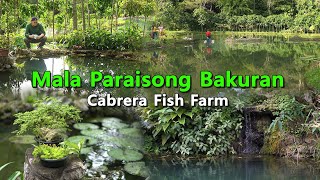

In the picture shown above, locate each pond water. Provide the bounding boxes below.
[0,34,320,179]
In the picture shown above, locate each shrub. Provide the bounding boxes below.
[63,25,142,51]
[257,95,306,133]
[141,104,243,156]
[13,97,82,141]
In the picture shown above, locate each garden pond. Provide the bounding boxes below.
[1,34,320,179]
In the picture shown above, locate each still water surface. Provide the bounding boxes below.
[0,35,320,179]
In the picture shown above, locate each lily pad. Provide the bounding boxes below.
[102,136,143,150]
[108,148,143,162]
[124,162,149,178]
[81,147,93,154]
[67,135,98,146]
[102,117,129,129]
[9,135,36,144]
[119,128,143,138]
[73,123,99,130]
[81,129,106,138]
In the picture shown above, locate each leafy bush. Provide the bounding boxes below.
[305,68,320,92]
[141,104,243,156]
[63,25,142,51]
[257,95,306,133]
[13,97,82,141]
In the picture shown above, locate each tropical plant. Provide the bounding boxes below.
[140,103,243,156]
[13,97,82,141]
[257,95,306,133]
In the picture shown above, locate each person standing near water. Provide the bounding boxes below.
[206,29,211,39]
[24,17,47,50]
[205,29,212,46]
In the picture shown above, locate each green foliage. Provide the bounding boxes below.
[141,104,243,156]
[33,145,69,160]
[32,140,83,160]
[0,162,22,180]
[13,97,82,141]
[63,25,143,51]
[258,95,305,133]
[305,67,320,92]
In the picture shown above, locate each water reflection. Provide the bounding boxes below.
[148,156,320,180]
[0,39,320,98]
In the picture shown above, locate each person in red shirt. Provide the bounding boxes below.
[206,30,211,39]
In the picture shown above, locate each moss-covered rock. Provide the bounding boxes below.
[260,131,283,155]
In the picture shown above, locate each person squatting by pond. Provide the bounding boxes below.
[151,25,158,39]
[24,17,47,50]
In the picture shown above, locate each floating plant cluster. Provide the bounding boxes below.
[69,117,149,179]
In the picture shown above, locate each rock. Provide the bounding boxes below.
[5,64,11,69]
[24,148,85,180]
[73,99,89,111]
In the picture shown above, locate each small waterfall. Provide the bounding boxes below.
[242,110,262,154]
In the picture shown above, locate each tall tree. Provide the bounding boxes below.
[72,0,77,30]
[81,0,85,31]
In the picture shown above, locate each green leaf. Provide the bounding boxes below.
[8,171,22,180]
[161,134,170,145]
[162,123,170,132]
[177,108,186,118]
[0,162,12,171]
[184,111,193,118]
[178,117,186,125]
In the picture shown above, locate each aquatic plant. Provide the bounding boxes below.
[80,129,106,138]
[108,148,143,161]
[13,97,82,142]
[67,135,98,146]
[73,123,99,130]
[9,135,36,144]
[102,117,129,129]
[124,162,150,178]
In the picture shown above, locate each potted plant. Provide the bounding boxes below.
[32,141,83,168]
[13,97,82,145]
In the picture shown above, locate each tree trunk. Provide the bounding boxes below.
[0,0,2,20]
[87,1,90,28]
[72,0,77,30]
[111,0,114,34]
[143,16,146,36]
[115,1,119,31]
[81,0,85,31]
[53,0,55,42]
[64,0,68,35]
